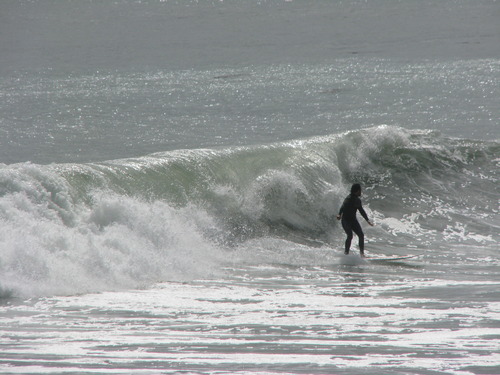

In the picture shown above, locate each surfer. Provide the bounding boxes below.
[336,183,374,257]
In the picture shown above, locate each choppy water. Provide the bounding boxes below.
[1,0,499,374]
[2,60,499,164]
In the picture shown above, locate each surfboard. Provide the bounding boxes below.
[365,254,419,261]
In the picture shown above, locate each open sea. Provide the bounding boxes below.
[1,1,499,374]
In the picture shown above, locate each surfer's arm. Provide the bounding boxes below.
[336,202,344,220]
[358,206,373,225]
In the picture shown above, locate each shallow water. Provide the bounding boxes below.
[2,252,499,374]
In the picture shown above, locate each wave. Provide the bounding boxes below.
[1,126,498,297]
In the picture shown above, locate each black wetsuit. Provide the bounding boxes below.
[338,194,370,254]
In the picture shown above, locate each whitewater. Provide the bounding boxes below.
[1,0,499,374]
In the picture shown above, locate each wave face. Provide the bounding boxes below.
[1,126,498,297]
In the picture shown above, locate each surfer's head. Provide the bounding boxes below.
[351,183,362,196]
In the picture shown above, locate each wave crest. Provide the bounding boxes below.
[1,126,498,297]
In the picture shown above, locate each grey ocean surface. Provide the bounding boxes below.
[0,1,499,374]
[1,0,499,164]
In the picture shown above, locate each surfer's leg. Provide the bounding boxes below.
[341,220,353,254]
[351,220,365,255]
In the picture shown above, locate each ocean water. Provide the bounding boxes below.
[1,0,499,374]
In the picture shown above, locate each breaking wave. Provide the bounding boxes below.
[1,126,498,297]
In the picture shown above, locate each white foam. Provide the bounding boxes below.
[335,253,368,266]
[0,188,224,298]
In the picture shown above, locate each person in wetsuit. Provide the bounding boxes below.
[336,183,374,256]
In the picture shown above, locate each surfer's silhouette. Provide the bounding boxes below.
[336,183,374,257]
